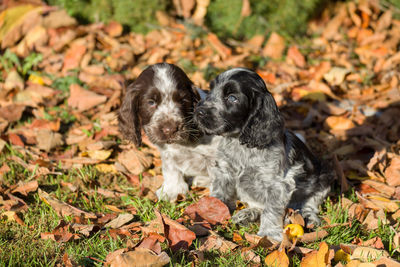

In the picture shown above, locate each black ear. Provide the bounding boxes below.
[239,92,284,149]
[118,84,142,147]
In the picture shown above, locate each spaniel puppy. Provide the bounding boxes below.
[118,63,219,201]
[194,68,332,241]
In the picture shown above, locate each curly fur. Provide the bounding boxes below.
[118,63,219,201]
[194,68,333,241]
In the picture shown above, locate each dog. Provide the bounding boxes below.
[118,63,220,201]
[194,68,332,241]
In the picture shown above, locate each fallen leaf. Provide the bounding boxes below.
[350,246,389,262]
[104,213,134,229]
[42,9,77,29]
[199,235,238,253]
[137,234,162,254]
[11,180,38,196]
[118,148,152,175]
[184,196,231,226]
[62,43,87,72]
[324,116,355,131]
[262,32,285,59]
[323,67,350,86]
[104,21,123,37]
[87,149,112,160]
[4,70,24,91]
[265,249,289,267]
[287,46,306,68]
[0,104,25,122]
[158,210,196,252]
[38,189,96,219]
[299,230,329,243]
[300,241,330,267]
[67,84,107,112]
[109,248,170,267]
[36,129,64,152]
[385,156,400,187]
[95,163,118,173]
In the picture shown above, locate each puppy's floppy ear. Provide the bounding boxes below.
[118,83,142,147]
[239,91,284,149]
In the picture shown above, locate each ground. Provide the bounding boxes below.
[0,1,400,266]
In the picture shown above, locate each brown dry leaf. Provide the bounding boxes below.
[287,46,306,68]
[0,104,26,122]
[265,249,289,267]
[42,9,77,28]
[162,215,196,251]
[299,230,329,243]
[62,43,87,72]
[361,180,395,198]
[11,180,38,196]
[41,220,80,243]
[4,70,24,91]
[300,241,330,267]
[365,195,399,213]
[109,248,170,267]
[385,156,400,187]
[199,235,238,253]
[262,32,285,59]
[350,246,389,262]
[137,234,162,254]
[207,33,231,59]
[104,213,134,229]
[324,115,355,131]
[36,129,64,152]
[376,9,392,32]
[67,84,107,112]
[87,149,112,161]
[322,4,346,39]
[38,189,96,219]
[118,148,152,175]
[184,196,231,226]
[8,133,24,147]
[104,21,123,37]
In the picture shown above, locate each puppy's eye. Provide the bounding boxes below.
[227,95,239,103]
[148,100,156,106]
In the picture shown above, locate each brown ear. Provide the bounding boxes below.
[118,84,142,147]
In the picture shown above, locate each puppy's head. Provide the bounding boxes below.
[194,68,284,149]
[118,63,201,146]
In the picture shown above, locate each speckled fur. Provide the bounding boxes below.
[194,68,333,241]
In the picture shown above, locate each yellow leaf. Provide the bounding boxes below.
[284,224,304,241]
[265,249,289,267]
[96,164,117,173]
[87,149,112,160]
[28,74,45,85]
[334,249,351,263]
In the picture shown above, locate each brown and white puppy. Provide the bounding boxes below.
[118,63,219,201]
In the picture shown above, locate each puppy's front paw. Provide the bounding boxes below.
[192,176,211,187]
[257,228,283,242]
[156,182,189,202]
[303,212,321,227]
[232,208,261,225]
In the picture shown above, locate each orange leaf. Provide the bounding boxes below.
[300,242,330,267]
[265,249,289,267]
[324,116,355,131]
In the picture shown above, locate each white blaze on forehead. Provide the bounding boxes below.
[151,65,182,124]
[154,65,176,95]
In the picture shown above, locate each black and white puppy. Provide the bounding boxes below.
[118,63,219,201]
[194,68,332,241]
